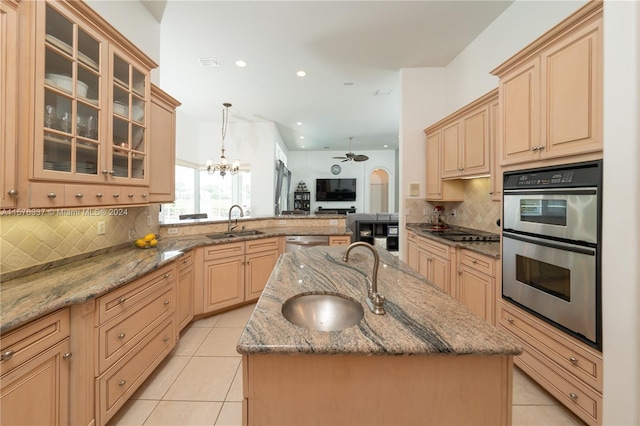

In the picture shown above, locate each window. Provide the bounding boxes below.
[162,164,251,221]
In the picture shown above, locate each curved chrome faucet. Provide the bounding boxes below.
[343,241,386,315]
[228,204,244,232]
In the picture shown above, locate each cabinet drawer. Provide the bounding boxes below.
[0,309,70,375]
[329,236,350,246]
[97,318,175,425]
[96,264,174,325]
[63,184,111,206]
[407,232,417,243]
[459,250,494,276]
[203,242,244,260]
[514,336,601,425]
[28,182,66,208]
[498,301,602,392]
[121,187,149,204]
[97,284,174,374]
[177,252,193,271]
[417,237,449,259]
[245,237,280,254]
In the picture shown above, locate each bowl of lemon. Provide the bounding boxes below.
[133,233,159,249]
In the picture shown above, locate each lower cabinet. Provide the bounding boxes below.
[329,235,350,246]
[455,249,496,324]
[416,236,453,296]
[176,252,195,333]
[94,263,176,426]
[497,300,603,425]
[202,237,281,313]
[0,309,71,426]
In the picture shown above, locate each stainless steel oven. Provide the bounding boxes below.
[502,160,602,350]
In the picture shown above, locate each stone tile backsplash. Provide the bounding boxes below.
[405,178,501,233]
[1,205,159,274]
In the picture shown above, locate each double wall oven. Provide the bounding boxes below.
[502,160,602,350]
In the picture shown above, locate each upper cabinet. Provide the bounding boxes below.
[5,0,179,209]
[492,2,602,167]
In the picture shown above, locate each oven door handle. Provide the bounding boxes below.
[503,188,597,196]
[502,232,596,256]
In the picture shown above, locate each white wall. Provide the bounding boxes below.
[287,150,396,214]
[602,1,639,424]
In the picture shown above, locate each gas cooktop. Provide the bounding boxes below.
[422,229,500,243]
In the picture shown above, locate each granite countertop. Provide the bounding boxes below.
[406,224,501,259]
[237,246,521,356]
[0,226,351,334]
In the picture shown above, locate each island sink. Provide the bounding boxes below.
[282,293,364,331]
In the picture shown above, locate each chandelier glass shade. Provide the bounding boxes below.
[206,102,240,177]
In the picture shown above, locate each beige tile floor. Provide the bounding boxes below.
[108,303,586,426]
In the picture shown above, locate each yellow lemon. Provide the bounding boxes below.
[135,239,147,248]
[149,238,158,247]
[143,233,156,242]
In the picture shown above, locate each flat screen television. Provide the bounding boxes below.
[315,178,357,202]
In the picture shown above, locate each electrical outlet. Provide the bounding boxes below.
[147,215,153,226]
[451,209,457,217]
[329,219,338,225]
[167,228,178,235]
[97,221,105,235]
[279,220,287,225]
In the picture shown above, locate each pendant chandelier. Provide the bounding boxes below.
[206,102,239,177]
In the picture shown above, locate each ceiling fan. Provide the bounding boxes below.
[332,137,369,162]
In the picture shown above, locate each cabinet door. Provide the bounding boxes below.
[429,255,451,295]
[499,58,541,166]
[489,99,502,202]
[540,18,602,159]
[0,339,70,426]
[0,0,19,208]
[203,255,245,312]
[416,248,431,281]
[148,85,179,203]
[176,254,194,333]
[406,233,418,271]
[457,266,494,324]
[441,121,461,178]
[245,249,279,301]
[34,2,106,182]
[461,105,490,176]
[425,131,442,199]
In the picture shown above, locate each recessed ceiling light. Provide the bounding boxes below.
[296,122,302,126]
[299,136,304,139]
[196,57,221,67]
[296,70,307,77]
[384,144,388,148]
[301,145,305,148]
[235,60,247,67]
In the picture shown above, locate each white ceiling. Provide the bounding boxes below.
[152,1,513,154]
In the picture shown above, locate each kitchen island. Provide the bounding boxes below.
[237,245,521,426]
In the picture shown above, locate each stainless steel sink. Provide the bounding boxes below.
[229,229,265,237]
[206,233,236,240]
[282,293,364,331]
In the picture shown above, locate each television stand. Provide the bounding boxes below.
[316,207,356,215]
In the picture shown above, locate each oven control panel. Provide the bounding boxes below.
[504,161,601,190]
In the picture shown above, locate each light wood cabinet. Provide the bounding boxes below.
[492,2,602,167]
[329,235,350,246]
[149,84,180,203]
[441,120,462,178]
[176,252,194,333]
[0,309,71,426]
[455,250,496,324]
[94,263,176,425]
[416,237,452,295]
[406,231,418,271]
[425,130,463,201]
[497,300,602,425]
[489,98,502,201]
[203,238,281,312]
[0,0,19,209]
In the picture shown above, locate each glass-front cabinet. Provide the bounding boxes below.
[33,1,150,187]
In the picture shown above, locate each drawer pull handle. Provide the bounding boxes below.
[569,392,578,401]
[128,193,134,198]
[47,192,57,198]
[96,193,103,198]
[471,259,477,264]
[75,193,83,198]
[119,297,126,304]
[113,193,120,198]
[163,337,170,342]
[164,273,172,279]
[163,300,170,306]
[117,333,126,339]
[182,258,189,264]
[118,380,126,387]
[507,317,514,324]
[569,357,578,364]
[1,350,15,361]
[62,352,72,359]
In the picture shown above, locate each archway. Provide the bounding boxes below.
[369,168,389,213]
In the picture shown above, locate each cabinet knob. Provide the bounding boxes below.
[471,259,477,264]
[1,350,15,361]
[47,192,57,198]
[164,273,172,279]
[109,170,116,175]
[457,269,462,275]
[569,357,578,364]
[62,352,72,359]
[119,297,126,304]
[7,189,18,196]
[538,145,545,151]
[118,380,127,387]
[96,193,103,198]
[75,193,83,199]
[113,193,120,198]
[569,392,578,401]
[163,300,170,306]
[163,337,170,342]
[142,193,147,198]
[181,258,189,264]
[507,317,514,324]
[128,193,134,198]
[117,333,126,339]
[102,170,109,175]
